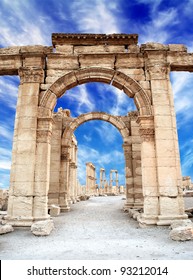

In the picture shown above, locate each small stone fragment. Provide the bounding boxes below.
[31,220,54,236]
[0,224,14,235]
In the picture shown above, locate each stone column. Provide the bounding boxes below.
[5,67,45,226]
[147,62,187,225]
[130,116,143,208]
[123,140,134,210]
[59,145,70,211]
[33,117,53,222]
[137,116,159,225]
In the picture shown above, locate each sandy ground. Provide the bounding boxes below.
[0,196,193,260]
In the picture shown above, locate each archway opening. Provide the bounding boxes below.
[74,120,125,193]
[170,72,193,213]
[54,82,136,117]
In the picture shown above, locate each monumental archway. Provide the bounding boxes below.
[1,33,191,227]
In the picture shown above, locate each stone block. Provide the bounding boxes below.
[33,196,48,217]
[50,205,60,216]
[31,220,54,236]
[116,54,144,68]
[55,45,74,54]
[143,196,159,215]
[168,44,187,52]
[12,196,33,217]
[159,196,179,215]
[79,54,115,69]
[0,224,14,235]
[74,45,125,54]
[169,226,193,241]
[47,54,79,70]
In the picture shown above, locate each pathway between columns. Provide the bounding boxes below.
[0,196,193,259]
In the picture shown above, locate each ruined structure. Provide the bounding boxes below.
[86,162,97,195]
[109,169,119,194]
[1,33,192,227]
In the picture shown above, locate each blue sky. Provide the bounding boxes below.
[0,0,193,188]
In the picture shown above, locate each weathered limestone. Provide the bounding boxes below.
[169,220,193,241]
[0,224,14,235]
[86,162,96,195]
[1,33,192,227]
[31,220,54,236]
[0,189,8,210]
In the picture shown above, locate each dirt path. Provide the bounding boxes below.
[0,196,193,260]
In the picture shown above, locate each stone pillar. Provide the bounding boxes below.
[147,62,187,225]
[5,67,45,226]
[137,116,159,225]
[59,145,70,211]
[33,117,53,222]
[48,114,62,206]
[130,115,143,208]
[123,140,134,210]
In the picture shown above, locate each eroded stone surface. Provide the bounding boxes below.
[0,224,14,235]
[31,220,54,236]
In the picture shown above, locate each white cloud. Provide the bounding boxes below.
[139,7,179,43]
[0,0,54,46]
[0,159,11,170]
[170,72,193,125]
[65,84,95,115]
[0,77,19,109]
[70,0,120,33]
[0,123,14,141]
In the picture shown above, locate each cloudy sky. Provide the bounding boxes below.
[0,0,193,188]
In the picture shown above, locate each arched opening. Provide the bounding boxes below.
[45,69,146,213]
[40,67,153,116]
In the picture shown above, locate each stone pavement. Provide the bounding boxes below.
[0,196,193,260]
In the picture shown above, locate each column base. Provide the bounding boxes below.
[137,213,158,227]
[2,214,50,227]
[123,200,134,210]
[60,206,70,212]
[157,214,188,226]
[133,202,143,209]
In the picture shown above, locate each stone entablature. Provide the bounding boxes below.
[1,33,191,227]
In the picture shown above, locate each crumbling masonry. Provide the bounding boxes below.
[1,33,192,226]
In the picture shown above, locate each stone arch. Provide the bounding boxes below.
[40,68,152,116]
[62,112,130,146]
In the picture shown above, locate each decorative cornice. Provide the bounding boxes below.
[52,33,138,47]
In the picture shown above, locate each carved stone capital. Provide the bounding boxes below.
[139,128,155,142]
[146,63,170,80]
[19,67,44,84]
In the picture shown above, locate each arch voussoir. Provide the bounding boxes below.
[40,67,152,116]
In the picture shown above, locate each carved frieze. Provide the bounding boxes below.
[19,67,44,84]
